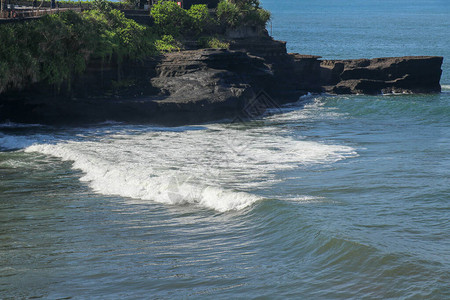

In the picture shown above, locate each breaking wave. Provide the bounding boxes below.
[20,122,356,212]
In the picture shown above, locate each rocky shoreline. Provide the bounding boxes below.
[0,34,443,125]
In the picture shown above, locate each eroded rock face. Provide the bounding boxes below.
[0,49,277,124]
[0,35,444,125]
[324,56,443,94]
[290,55,443,95]
[150,49,274,113]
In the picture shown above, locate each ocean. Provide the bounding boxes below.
[1,0,449,298]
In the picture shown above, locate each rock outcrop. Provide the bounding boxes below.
[290,55,443,95]
[0,49,277,124]
[151,49,273,113]
[0,34,444,125]
[228,36,443,95]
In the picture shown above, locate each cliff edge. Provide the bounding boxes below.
[0,35,444,125]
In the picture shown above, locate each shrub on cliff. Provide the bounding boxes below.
[150,1,189,36]
[155,35,182,52]
[197,36,230,49]
[0,11,96,92]
[217,0,270,28]
[151,2,214,36]
[217,0,240,28]
[0,4,157,94]
[242,6,270,27]
[84,2,157,62]
[0,24,40,94]
[186,4,215,34]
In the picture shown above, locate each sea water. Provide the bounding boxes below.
[1,0,449,298]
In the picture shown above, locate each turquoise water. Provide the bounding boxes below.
[1,1,449,298]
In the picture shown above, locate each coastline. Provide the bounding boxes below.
[0,38,443,125]
[0,4,444,126]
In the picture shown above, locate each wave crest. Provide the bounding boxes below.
[25,143,261,212]
[22,122,356,212]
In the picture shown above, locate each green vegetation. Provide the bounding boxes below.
[217,0,240,28]
[186,4,214,34]
[197,36,230,49]
[149,0,270,52]
[150,0,270,36]
[217,0,270,28]
[0,0,157,93]
[85,0,157,62]
[150,2,214,36]
[0,0,271,95]
[150,1,189,36]
[155,35,182,52]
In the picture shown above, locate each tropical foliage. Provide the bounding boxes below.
[150,1,189,36]
[155,35,182,52]
[0,1,157,93]
[217,0,270,28]
[150,2,214,36]
[197,36,230,49]
[186,4,214,34]
[0,0,271,94]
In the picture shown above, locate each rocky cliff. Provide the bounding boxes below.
[0,35,444,125]
[0,48,276,124]
[317,56,443,94]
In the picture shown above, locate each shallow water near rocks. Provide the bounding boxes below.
[1,0,449,298]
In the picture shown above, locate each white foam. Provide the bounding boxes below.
[283,195,327,204]
[441,84,450,91]
[266,97,344,122]
[23,122,357,212]
[25,141,261,212]
[0,133,53,150]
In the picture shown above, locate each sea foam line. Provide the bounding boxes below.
[24,142,261,212]
[21,123,357,212]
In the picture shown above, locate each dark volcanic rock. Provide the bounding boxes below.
[229,36,314,100]
[151,49,274,113]
[0,33,444,125]
[0,49,277,125]
[290,55,443,95]
[326,56,443,94]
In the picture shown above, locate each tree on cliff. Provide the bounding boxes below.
[229,0,261,9]
[217,0,270,28]
[0,1,158,94]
